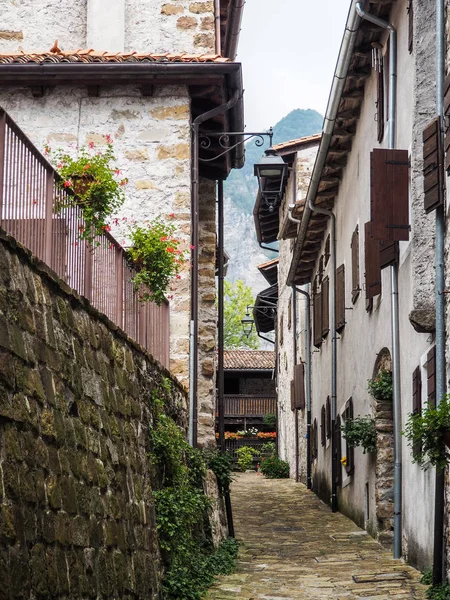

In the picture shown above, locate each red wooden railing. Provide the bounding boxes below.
[218,395,277,416]
[0,109,170,368]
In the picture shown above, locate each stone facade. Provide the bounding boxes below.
[0,0,215,55]
[0,228,191,599]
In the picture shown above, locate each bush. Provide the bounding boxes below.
[260,455,290,479]
[203,448,234,493]
[261,442,276,457]
[341,416,377,454]
[235,446,258,471]
[368,370,393,401]
[263,412,277,431]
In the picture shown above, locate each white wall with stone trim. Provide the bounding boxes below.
[0,0,215,55]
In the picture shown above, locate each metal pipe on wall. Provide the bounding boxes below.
[292,286,299,482]
[355,1,401,561]
[190,90,241,447]
[433,0,446,584]
[217,179,225,452]
[214,0,221,55]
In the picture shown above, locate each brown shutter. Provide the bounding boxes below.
[313,290,323,348]
[445,72,450,170]
[370,149,410,241]
[379,239,399,269]
[408,0,413,53]
[364,222,381,299]
[377,69,385,143]
[324,234,330,265]
[412,366,422,415]
[314,418,318,459]
[344,398,355,476]
[321,406,326,446]
[326,396,331,439]
[318,255,324,285]
[290,379,296,411]
[351,226,360,303]
[336,264,345,332]
[294,363,305,410]
[322,276,330,338]
[335,415,342,487]
[423,117,445,213]
[427,346,436,407]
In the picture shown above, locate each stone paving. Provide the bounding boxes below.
[205,473,427,599]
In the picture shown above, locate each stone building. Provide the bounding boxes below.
[0,0,246,446]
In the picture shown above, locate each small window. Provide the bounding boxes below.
[427,346,436,407]
[336,265,346,332]
[318,255,324,285]
[324,235,330,266]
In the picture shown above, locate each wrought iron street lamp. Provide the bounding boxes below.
[241,310,255,338]
[254,148,288,209]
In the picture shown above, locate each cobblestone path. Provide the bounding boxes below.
[205,473,427,599]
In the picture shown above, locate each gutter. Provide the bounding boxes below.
[214,0,222,55]
[190,88,241,447]
[224,0,245,60]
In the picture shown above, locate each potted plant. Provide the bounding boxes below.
[403,395,450,471]
[341,416,377,454]
[368,369,393,401]
[45,137,128,242]
[127,216,187,306]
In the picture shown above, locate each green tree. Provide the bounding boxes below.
[223,280,259,349]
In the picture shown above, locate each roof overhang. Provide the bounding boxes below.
[0,60,244,178]
[254,284,278,334]
[257,258,279,285]
[287,0,396,285]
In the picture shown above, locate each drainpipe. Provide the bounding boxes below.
[214,0,221,55]
[292,286,299,482]
[433,0,446,585]
[189,89,241,447]
[355,2,401,561]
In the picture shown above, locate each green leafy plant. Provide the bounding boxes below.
[223,279,259,349]
[127,216,187,306]
[341,416,377,454]
[263,412,277,431]
[368,369,393,401]
[420,571,450,600]
[403,396,450,471]
[203,448,234,493]
[260,455,290,479]
[235,446,258,471]
[46,138,127,242]
[261,441,276,457]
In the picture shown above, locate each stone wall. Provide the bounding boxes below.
[0,227,191,599]
[0,0,215,55]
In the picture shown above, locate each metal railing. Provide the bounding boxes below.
[224,437,268,461]
[219,395,277,416]
[0,109,170,368]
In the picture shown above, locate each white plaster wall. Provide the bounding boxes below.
[308,0,435,569]
[0,85,193,387]
[277,145,318,483]
[0,0,215,55]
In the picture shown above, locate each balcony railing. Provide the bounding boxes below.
[218,395,277,416]
[0,109,169,368]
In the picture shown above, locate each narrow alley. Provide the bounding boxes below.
[206,474,427,599]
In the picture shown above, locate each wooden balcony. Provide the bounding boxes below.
[216,395,276,426]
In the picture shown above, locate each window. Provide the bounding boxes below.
[427,346,436,407]
[351,226,360,304]
[321,406,326,446]
[318,255,324,285]
[336,264,346,332]
[335,415,342,487]
[324,235,331,266]
[423,117,445,214]
[376,51,385,142]
[326,396,331,439]
[322,277,330,338]
[294,363,306,410]
[343,398,355,476]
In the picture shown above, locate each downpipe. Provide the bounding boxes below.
[433,0,446,585]
[190,89,241,447]
[292,286,299,482]
[355,1,402,561]
[214,0,221,55]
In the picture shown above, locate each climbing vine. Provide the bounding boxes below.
[149,397,238,599]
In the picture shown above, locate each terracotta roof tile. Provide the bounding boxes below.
[273,133,321,152]
[0,49,231,65]
[223,350,275,370]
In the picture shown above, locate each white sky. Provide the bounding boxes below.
[236,0,351,131]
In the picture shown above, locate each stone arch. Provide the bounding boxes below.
[372,348,394,548]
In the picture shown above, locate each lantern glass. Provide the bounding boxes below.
[241,312,254,337]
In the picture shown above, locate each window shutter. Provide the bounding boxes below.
[321,406,326,446]
[290,379,296,411]
[313,290,323,348]
[314,418,318,459]
[294,363,305,410]
[335,415,342,487]
[326,396,331,439]
[318,255,324,285]
[423,117,445,213]
[336,264,345,332]
[322,276,330,338]
[427,346,436,407]
[408,1,413,53]
[324,234,331,265]
[412,365,422,457]
[344,398,355,476]
[379,239,399,269]
[370,149,410,241]
[445,72,450,170]
[351,226,360,303]
[377,69,385,143]
[364,222,381,299]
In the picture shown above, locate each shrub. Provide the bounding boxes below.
[341,416,377,454]
[260,455,290,479]
[203,448,234,493]
[261,442,276,457]
[368,369,393,401]
[235,446,258,471]
[263,412,277,431]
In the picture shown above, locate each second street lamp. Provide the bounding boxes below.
[241,311,255,338]
[254,148,288,204]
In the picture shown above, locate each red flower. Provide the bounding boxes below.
[176,275,181,280]
[114,168,121,175]
[63,180,72,188]
[190,244,195,250]
[168,213,175,218]
[166,247,175,253]
[83,164,91,171]
[88,141,95,149]
[102,225,111,232]
[160,236,169,242]
[106,134,113,144]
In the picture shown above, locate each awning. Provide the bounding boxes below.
[253,284,278,334]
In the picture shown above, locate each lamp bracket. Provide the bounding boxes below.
[198,129,274,163]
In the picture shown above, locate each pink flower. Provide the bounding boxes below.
[102,225,111,232]
[176,275,181,280]
[106,134,113,144]
[63,180,72,188]
[190,244,195,250]
[168,213,175,219]
[88,141,95,149]
[114,169,121,175]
